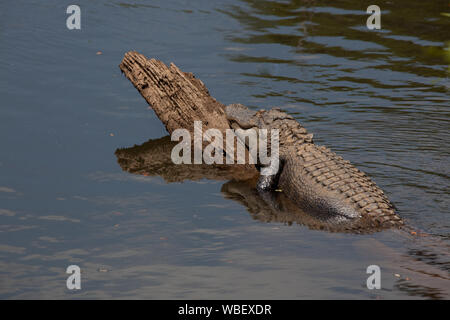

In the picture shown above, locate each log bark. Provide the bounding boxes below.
[119,51,230,135]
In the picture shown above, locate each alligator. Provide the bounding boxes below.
[119,52,404,231]
[225,103,404,229]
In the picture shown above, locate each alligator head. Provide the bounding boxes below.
[225,103,294,191]
[225,103,259,130]
[225,103,302,132]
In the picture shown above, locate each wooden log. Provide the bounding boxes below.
[119,51,230,135]
[119,51,257,173]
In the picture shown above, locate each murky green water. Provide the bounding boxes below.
[0,0,448,299]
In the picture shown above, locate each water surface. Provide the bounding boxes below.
[0,0,449,299]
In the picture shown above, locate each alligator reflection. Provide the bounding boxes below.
[115,136,389,234]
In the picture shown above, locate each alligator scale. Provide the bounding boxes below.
[225,103,403,229]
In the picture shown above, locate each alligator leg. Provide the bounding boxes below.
[257,158,284,191]
[257,168,278,191]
